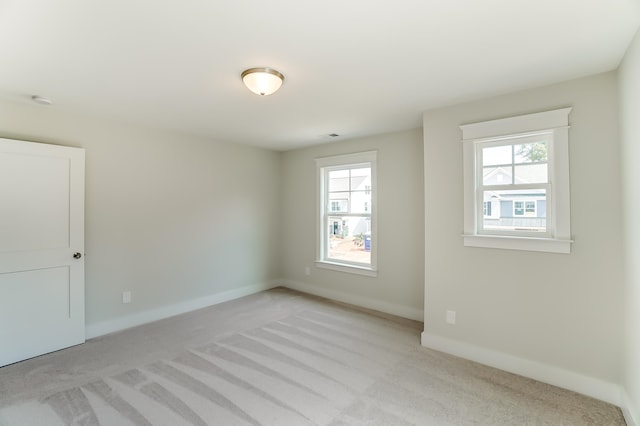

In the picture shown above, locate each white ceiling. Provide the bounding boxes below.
[0,1,638,151]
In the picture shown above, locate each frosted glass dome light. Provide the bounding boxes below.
[241,67,284,96]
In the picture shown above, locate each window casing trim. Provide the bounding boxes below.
[460,108,572,254]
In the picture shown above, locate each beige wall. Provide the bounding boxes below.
[422,72,624,399]
[280,129,425,319]
[1,56,634,418]
[0,99,282,335]
[619,28,640,425]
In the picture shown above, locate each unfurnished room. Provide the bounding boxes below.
[1,1,640,425]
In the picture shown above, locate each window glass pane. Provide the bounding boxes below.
[483,166,512,186]
[328,169,349,191]
[482,189,547,233]
[514,142,547,164]
[327,215,371,264]
[483,201,492,217]
[514,163,548,184]
[328,192,349,212]
[351,191,371,214]
[350,167,371,191]
[525,201,536,214]
[482,145,512,166]
[514,201,524,216]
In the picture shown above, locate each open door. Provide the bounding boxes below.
[0,138,85,367]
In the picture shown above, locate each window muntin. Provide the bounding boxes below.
[316,151,377,273]
[481,140,549,186]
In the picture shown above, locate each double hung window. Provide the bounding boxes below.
[461,108,572,253]
[477,132,551,236]
[316,151,377,275]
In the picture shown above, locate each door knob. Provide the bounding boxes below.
[73,252,82,259]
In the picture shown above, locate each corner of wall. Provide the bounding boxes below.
[282,279,424,322]
[85,281,280,339]
[619,25,640,426]
[621,388,638,426]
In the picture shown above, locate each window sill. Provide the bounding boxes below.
[315,261,378,277]
[462,234,572,254]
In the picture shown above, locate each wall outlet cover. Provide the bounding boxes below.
[446,310,456,325]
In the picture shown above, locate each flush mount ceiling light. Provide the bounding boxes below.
[241,67,284,96]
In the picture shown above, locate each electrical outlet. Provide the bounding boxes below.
[122,291,132,304]
[305,266,311,276]
[446,310,456,325]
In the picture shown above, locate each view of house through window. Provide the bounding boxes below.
[316,151,377,273]
[479,135,550,235]
[326,167,372,264]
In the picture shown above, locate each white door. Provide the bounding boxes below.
[0,138,85,367]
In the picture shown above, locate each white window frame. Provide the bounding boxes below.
[316,151,377,276]
[460,108,572,254]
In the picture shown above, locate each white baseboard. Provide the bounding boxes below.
[421,331,623,408]
[85,281,280,339]
[621,389,638,426]
[281,279,424,321]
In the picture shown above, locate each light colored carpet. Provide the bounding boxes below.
[0,287,625,425]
